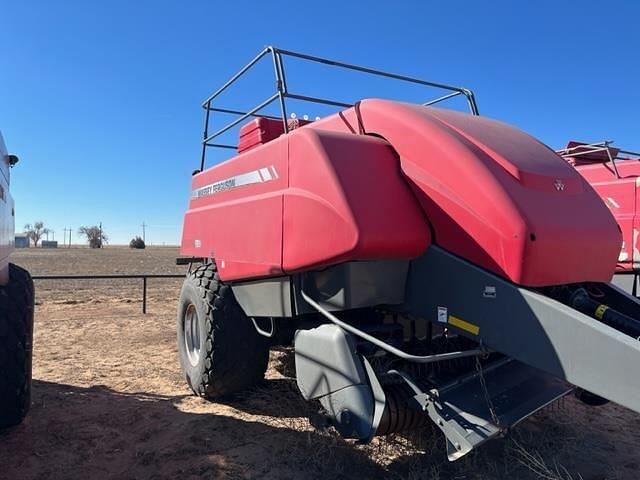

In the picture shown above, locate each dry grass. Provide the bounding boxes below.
[1,247,639,479]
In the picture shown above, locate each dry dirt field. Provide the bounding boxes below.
[1,247,639,480]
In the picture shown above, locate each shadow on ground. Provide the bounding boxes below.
[0,377,633,480]
[0,380,388,480]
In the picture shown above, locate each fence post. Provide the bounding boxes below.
[143,276,148,314]
[31,274,185,314]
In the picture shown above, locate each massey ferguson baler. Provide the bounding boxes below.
[558,141,640,296]
[176,47,640,460]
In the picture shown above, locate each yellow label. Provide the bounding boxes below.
[594,304,609,320]
[448,315,480,335]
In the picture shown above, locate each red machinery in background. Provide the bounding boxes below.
[558,141,640,295]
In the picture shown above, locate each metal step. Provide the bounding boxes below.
[417,358,572,460]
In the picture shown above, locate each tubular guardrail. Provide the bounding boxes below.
[31,273,185,314]
[199,46,479,170]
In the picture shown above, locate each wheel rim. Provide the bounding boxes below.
[184,304,201,367]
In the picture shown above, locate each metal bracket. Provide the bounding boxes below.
[386,368,492,460]
[386,358,572,461]
[362,356,386,441]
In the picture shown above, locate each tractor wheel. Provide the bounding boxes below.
[177,263,269,398]
[0,264,35,429]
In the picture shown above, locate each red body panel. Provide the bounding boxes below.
[309,100,620,286]
[572,160,640,272]
[182,99,621,286]
[182,119,430,281]
[283,129,430,271]
[182,137,288,279]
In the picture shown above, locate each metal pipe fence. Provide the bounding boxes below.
[31,273,185,314]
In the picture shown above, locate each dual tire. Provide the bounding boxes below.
[177,263,270,398]
[0,264,35,429]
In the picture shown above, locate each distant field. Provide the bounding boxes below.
[1,247,639,479]
[12,246,185,310]
[12,245,183,274]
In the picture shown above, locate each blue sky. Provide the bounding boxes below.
[1,1,638,245]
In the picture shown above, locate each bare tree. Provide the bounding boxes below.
[24,221,49,247]
[78,225,108,249]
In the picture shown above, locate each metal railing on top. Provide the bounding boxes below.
[556,141,640,179]
[199,46,480,171]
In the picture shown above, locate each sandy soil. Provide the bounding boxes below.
[0,247,639,479]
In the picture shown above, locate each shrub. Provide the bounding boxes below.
[129,236,146,249]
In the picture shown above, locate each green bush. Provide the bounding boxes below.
[129,236,146,249]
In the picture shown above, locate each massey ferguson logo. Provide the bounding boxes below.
[554,179,565,191]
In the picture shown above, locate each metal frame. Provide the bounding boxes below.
[556,141,640,179]
[403,245,640,414]
[300,289,485,364]
[199,46,480,170]
[32,273,184,314]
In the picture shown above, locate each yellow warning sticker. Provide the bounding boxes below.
[594,304,609,320]
[448,315,480,335]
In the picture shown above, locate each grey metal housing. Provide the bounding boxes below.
[232,259,409,317]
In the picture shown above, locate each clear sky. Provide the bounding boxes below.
[1,1,638,245]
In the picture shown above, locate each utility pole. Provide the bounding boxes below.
[141,222,146,243]
[99,222,103,248]
[64,227,72,248]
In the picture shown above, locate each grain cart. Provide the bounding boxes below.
[558,141,640,296]
[0,132,34,429]
[177,47,640,460]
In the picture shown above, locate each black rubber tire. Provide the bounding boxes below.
[0,263,35,429]
[177,263,269,398]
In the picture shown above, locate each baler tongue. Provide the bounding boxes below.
[404,246,640,416]
[410,359,571,460]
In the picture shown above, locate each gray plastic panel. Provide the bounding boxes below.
[295,259,409,314]
[232,259,409,317]
[294,324,375,439]
[232,276,293,317]
[294,324,367,399]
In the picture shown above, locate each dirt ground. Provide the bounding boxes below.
[1,247,639,480]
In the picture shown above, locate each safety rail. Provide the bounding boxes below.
[32,273,185,314]
[199,46,480,170]
[557,141,640,179]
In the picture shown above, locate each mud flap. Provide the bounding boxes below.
[419,359,572,460]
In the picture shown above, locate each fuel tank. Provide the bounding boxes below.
[311,100,621,286]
